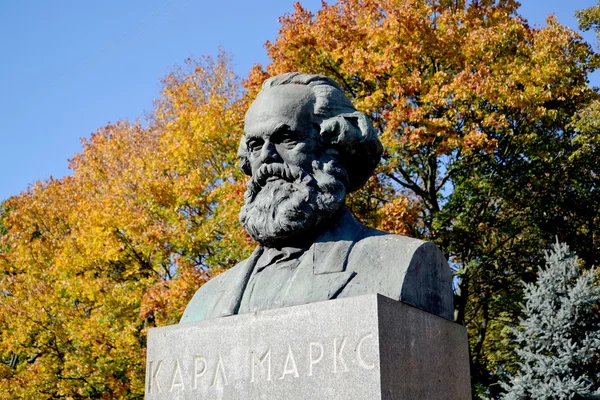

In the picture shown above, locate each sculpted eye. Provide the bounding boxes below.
[247,139,263,153]
[281,135,297,145]
[276,129,301,147]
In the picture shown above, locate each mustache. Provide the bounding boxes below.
[246,163,313,202]
[255,163,305,186]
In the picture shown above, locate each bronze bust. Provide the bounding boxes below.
[181,73,453,323]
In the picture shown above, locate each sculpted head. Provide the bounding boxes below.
[238,73,383,247]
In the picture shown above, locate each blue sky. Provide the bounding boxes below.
[0,0,598,201]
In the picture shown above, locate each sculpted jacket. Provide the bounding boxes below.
[180,209,454,323]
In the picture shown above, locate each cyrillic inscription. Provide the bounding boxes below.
[147,360,163,394]
[308,342,323,376]
[280,345,299,379]
[251,348,272,382]
[146,332,376,395]
[193,356,207,389]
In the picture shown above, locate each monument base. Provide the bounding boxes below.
[145,294,471,399]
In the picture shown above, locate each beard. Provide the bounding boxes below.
[239,158,348,247]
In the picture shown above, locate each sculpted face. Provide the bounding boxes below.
[239,85,347,247]
[243,85,321,175]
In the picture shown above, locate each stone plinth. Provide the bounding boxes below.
[145,294,471,399]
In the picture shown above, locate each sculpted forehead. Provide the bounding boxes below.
[245,85,316,135]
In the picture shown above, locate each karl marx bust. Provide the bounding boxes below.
[181,73,453,323]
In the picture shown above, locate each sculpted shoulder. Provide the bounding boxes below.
[181,219,454,323]
[180,258,250,324]
[341,226,454,320]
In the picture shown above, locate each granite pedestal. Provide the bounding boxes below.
[145,294,471,399]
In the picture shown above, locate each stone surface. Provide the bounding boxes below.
[147,294,471,399]
[181,72,454,323]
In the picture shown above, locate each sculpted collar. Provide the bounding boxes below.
[254,246,307,273]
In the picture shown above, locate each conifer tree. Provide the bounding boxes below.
[503,242,600,399]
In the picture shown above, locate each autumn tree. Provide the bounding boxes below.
[0,52,251,399]
[1,2,599,398]
[258,0,600,396]
[577,1,600,44]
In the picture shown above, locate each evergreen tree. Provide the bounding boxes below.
[503,242,600,399]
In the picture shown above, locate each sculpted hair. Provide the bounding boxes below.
[238,72,383,192]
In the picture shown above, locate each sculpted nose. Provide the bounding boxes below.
[259,142,282,164]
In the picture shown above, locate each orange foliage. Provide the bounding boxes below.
[1,2,598,397]
[0,51,252,398]
[377,196,423,236]
[266,1,595,160]
[259,1,599,394]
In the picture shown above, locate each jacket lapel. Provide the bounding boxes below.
[210,245,264,318]
[280,209,365,305]
[313,209,364,275]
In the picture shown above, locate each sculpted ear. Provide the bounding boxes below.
[319,111,383,192]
